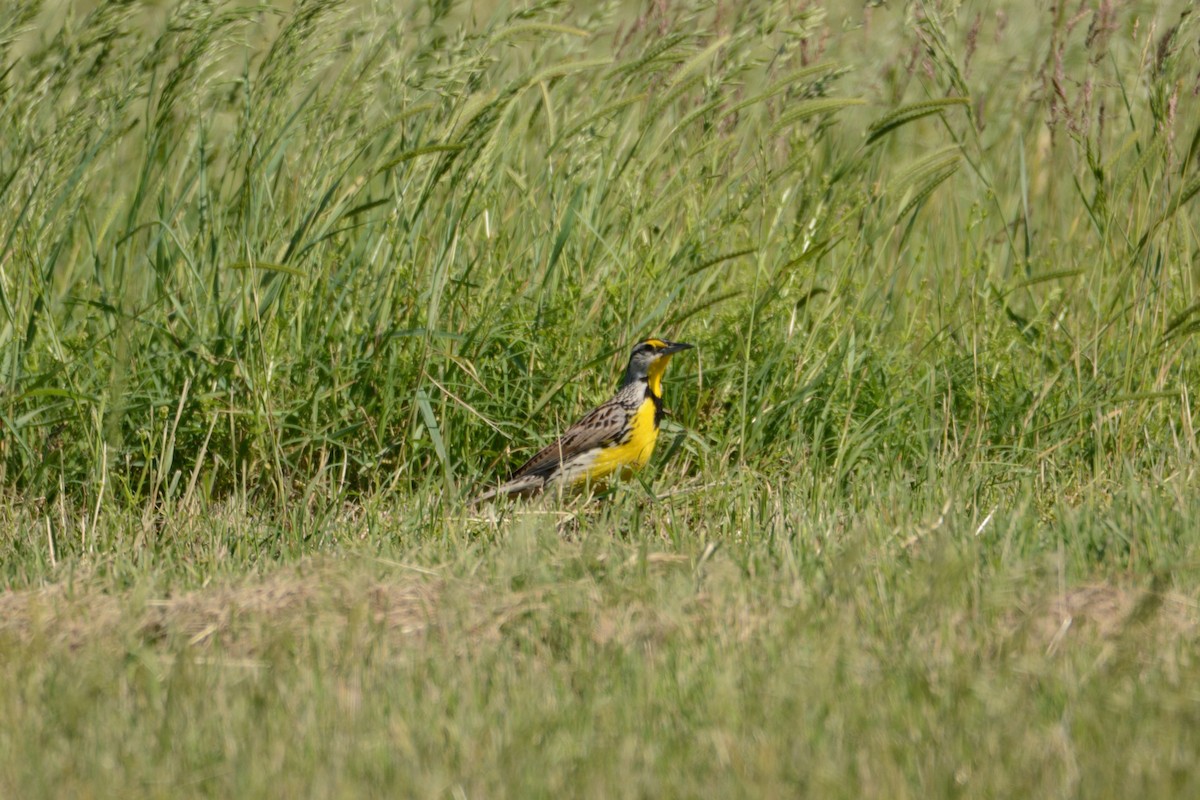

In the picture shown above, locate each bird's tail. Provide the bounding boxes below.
[466,475,546,507]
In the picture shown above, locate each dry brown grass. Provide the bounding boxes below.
[1025,582,1200,653]
[0,561,441,654]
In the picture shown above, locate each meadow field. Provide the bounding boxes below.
[2,0,1200,795]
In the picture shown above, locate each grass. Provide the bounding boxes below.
[2,0,1200,796]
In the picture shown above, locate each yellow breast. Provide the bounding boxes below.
[580,398,660,483]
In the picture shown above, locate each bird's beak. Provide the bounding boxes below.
[661,341,694,355]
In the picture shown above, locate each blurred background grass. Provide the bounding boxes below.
[1,0,1199,796]
[2,0,1195,520]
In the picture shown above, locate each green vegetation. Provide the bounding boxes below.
[2,0,1199,795]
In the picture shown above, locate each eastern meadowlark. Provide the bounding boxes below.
[470,338,694,504]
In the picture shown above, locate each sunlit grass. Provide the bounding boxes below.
[2,0,1199,796]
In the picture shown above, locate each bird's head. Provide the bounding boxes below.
[622,338,694,395]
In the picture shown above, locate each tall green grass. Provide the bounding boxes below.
[3,0,1194,525]
[2,0,1200,795]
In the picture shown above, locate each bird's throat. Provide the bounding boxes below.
[647,373,662,399]
[646,357,668,398]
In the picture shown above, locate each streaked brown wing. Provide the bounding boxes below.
[509,400,630,482]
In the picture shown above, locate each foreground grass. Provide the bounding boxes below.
[3,480,1200,798]
[3,0,1200,795]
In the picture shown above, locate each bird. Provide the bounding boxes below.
[470,338,694,504]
